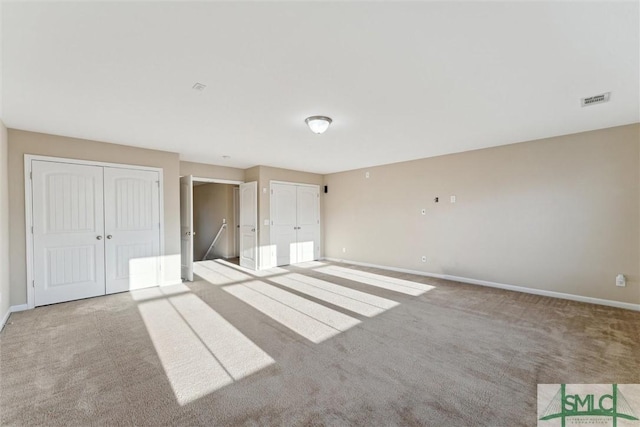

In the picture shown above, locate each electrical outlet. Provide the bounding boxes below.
[450,195,456,203]
[616,274,626,287]
[365,172,370,179]
[342,247,346,253]
[421,256,427,262]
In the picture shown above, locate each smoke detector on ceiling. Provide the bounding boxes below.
[581,92,610,107]
[192,83,207,92]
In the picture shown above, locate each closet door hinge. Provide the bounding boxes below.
[30,171,33,180]
[32,280,35,288]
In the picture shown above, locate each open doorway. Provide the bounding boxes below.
[193,181,240,264]
[181,176,250,282]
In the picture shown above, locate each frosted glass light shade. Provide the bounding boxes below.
[305,116,332,134]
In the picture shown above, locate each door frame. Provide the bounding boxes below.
[180,175,194,282]
[269,180,321,268]
[180,176,244,278]
[192,177,244,186]
[24,154,165,309]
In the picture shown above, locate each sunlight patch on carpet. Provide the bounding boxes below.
[293,261,328,269]
[270,273,399,317]
[215,258,290,277]
[224,280,360,343]
[193,261,251,286]
[315,266,435,296]
[134,284,274,405]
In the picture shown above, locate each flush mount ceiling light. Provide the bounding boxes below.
[305,116,332,134]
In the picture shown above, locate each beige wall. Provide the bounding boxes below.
[244,166,260,183]
[193,183,236,260]
[180,161,245,182]
[0,3,8,324]
[8,130,182,306]
[324,124,640,305]
[0,121,10,324]
[249,166,324,268]
[6,124,637,307]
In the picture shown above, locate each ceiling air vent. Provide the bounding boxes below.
[581,92,610,107]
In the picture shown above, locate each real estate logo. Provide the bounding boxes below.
[538,384,640,427]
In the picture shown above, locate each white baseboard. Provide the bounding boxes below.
[322,257,640,312]
[0,309,10,330]
[0,304,30,330]
[10,304,29,312]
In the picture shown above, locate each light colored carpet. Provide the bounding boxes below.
[1,260,638,426]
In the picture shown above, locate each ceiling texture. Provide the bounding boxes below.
[3,1,639,174]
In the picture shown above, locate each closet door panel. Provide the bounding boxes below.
[271,183,297,266]
[32,161,106,306]
[295,186,320,263]
[104,167,161,293]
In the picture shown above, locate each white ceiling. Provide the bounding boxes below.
[3,1,639,174]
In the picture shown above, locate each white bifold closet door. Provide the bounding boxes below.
[32,160,160,306]
[32,161,106,306]
[103,167,160,294]
[271,183,320,267]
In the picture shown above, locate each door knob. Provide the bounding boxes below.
[251,228,256,232]
[96,236,103,240]
[107,235,113,239]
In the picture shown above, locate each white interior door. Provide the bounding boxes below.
[239,181,257,270]
[233,187,240,257]
[32,161,106,306]
[270,183,321,267]
[104,167,160,293]
[271,183,297,266]
[296,185,320,263]
[180,175,194,281]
